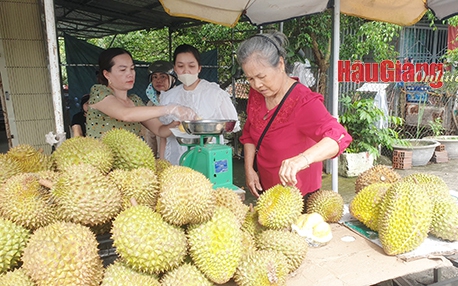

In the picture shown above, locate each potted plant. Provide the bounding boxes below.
[392,94,441,166]
[338,95,403,177]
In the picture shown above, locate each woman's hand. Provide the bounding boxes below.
[165,104,198,121]
[279,153,310,186]
[245,168,263,198]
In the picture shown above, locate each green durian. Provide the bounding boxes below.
[377,181,433,255]
[349,182,391,231]
[0,268,34,286]
[101,261,160,286]
[6,144,53,173]
[0,173,57,230]
[188,206,243,284]
[50,163,122,226]
[255,184,304,230]
[306,190,344,223]
[109,167,160,210]
[52,136,113,174]
[0,218,30,274]
[233,250,289,286]
[355,165,401,193]
[21,221,104,286]
[101,128,156,171]
[157,165,215,225]
[160,263,213,286]
[256,229,308,273]
[0,154,21,185]
[214,187,249,224]
[111,205,187,274]
[430,195,458,241]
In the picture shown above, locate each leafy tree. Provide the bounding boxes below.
[281,12,401,96]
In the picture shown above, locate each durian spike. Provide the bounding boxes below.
[39,178,53,189]
[130,197,138,207]
[249,203,254,212]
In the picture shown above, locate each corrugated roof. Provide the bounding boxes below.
[54,0,203,39]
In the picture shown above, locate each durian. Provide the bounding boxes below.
[155,158,172,177]
[101,262,160,286]
[21,221,104,286]
[349,182,391,231]
[111,205,187,274]
[256,229,308,273]
[214,187,249,224]
[160,263,213,286]
[52,136,113,174]
[430,195,458,241]
[157,166,215,225]
[401,173,449,197]
[50,163,122,226]
[0,173,57,230]
[0,268,34,286]
[188,206,243,284]
[241,204,265,237]
[306,190,344,223]
[377,181,433,255]
[6,144,53,173]
[109,168,160,210]
[355,165,401,193]
[255,184,304,230]
[233,250,289,286]
[101,128,156,171]
[0,218,30,274]
[0,154,21,185]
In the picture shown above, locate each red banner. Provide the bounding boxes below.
[448,25,458,51]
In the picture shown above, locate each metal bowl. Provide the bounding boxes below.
[176,136,211,146]
[181,119,236,135]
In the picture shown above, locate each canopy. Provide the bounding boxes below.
[159,0,458,27]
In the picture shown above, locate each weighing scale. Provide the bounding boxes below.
[174,119,241,191]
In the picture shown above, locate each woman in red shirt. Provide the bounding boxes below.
[236,31,352,198]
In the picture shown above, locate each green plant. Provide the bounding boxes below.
[339,95,404,159]
[429,117,445,137]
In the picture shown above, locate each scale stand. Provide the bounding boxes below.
[177,120,242,192]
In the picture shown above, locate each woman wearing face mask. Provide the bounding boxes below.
[159,44,240,165]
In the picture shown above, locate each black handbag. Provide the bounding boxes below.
[253,82,298,172]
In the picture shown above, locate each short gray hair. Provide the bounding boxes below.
[236,31,288,69]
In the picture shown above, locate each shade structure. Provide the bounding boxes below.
[159,0,458,27]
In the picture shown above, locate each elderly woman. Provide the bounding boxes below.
[236,31,352,199]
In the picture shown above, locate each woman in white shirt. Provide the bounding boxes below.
[160,44,240,165]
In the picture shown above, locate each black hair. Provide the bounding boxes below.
[81,93,89,105]
[97,48,133,86]
[173,44,201,66]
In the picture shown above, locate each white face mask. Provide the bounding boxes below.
[178,73,199,87]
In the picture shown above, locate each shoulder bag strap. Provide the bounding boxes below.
[255,81,298,152]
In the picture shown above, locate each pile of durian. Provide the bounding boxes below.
[0,128,342,286]
[350,165,458,256]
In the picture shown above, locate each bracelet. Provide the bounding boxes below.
[300,153,310,168]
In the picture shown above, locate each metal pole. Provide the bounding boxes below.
[331,0,340,192]
[43,0,65,136]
